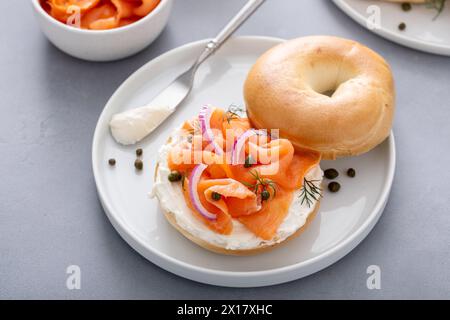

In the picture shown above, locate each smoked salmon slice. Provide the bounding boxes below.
[132,0,161,17]
[111,0,137,19]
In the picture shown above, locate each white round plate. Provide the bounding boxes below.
[333,0,450,56]
[92,36,396,287]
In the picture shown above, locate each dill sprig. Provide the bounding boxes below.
[299,178,322,208]
[426,0,447,19]
[242,170,277,199]
[224,104,246,123]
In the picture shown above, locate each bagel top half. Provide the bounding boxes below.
[244,36,395,160]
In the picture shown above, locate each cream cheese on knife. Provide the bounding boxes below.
[109,105,173,145]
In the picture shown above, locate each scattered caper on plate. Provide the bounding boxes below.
[328,182,341,193]
[324,168,339,180]
[211,191,222,201]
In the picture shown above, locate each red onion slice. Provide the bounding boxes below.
[199,105,223,155]
[188,164,217,220]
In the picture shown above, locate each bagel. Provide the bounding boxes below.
[244,36,395,159]
[158,167,321,256]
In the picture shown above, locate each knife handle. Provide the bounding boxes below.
[194,0,266,67]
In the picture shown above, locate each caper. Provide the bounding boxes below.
[244,155,254,168]
[347,168,356,178]
[136,148,143,157]
[108,158,116,166]
[211,192,222,201]
[328,182,341,193]
[398,22,406,31]
[134,159,143,170]
[261,189,270,201]
[168,171,182,182]
[401,3,411,12]
[324,168,339,180]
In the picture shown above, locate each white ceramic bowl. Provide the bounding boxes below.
[30,0,173,61]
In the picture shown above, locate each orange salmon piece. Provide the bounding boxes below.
[81,3,118,29]
[133,0,161,16]
[209,108,226,131]
[111,0,138,19]
[182,177,233,235]
[47,0,101,19]
[222,117,251,139]
[118,18,139,27]
[42,0,160,30]
[228,139,294,187]
[238,188,294,240]
[199,179,260,217]
[284,151,322,189]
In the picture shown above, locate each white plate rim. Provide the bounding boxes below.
[333,0,450,56]
[92,36,397,287]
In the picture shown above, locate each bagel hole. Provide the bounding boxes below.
[303,61,357,98]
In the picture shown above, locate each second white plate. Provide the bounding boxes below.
[334,0,450,56]
[92,36,396,287]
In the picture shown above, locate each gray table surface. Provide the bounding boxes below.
[1,0,449,300]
